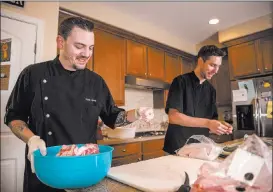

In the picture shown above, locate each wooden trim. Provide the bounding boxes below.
[59,8,196,60]
[222,28,273,47]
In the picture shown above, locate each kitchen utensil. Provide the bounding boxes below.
[33,144,114,189]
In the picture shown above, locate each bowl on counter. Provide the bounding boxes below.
[33,144,114,189]
[106,126,136,139]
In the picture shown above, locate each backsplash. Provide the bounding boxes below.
[103,88,168,132]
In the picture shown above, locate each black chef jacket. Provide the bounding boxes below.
[163,71,218,154]
[4,56,124,192]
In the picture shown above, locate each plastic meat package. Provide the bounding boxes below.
[56,143,99,157]
[190,134,272,192]
[176,135,223,161]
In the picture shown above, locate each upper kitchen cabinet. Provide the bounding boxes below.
[257,35,273,73]
[126,40,147,78]
[165,53,181,83]
[93,29,125,106]
[224,28,273,80]
[210,57,232,107]
[181,57,196,74]
[228,41,262,79]
[147,46,165,80]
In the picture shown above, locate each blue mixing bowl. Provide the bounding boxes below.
[33,144,114,189]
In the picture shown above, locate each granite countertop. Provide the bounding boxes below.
[97,135,165,145]
[66,137,273,192]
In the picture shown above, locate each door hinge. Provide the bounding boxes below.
[34,43,37,54]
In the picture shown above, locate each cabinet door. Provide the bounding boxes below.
[165,53,181,83]
[212,57,232,107]
[93,29,125,105]
[228,41,261,79]
[147,46,165,80]
[181,57,195,75]
[126,40,147,78]
[258,35,273,73]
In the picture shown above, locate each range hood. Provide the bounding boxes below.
[125,75,170,90]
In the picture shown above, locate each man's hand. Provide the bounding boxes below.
[135,107,154,122]
[207,120,231,135]
[27,135,47,173]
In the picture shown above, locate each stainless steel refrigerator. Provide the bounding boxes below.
[231,75,272,139]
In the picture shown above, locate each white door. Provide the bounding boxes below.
[1,15,37,192]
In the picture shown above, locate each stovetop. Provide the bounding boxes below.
[135,131,166,138]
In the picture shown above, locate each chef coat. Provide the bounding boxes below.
[4,56,124,192]
[163,71,218,154]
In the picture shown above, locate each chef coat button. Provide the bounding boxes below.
[46,114,50,118]
[48,131,52,136]
[43,79,47,83]
[44,96,48,100]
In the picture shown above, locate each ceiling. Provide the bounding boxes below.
[101,2,273,47]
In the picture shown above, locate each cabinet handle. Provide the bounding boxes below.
[265,67,268,70]
[257,68,260,71]
[150,73,151,76]
[122,149,126,152]
[145,73,147,75]
[138,158,141,161]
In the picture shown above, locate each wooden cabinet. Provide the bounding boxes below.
[181,57,196,75]
[112,142,141,158]
[93,29,125,106]
[126,40,147,78]
[110,139,165,167]
[257,35,273,73]
[226,30,272,80]
[147,46,165,80]
[165,53,181,83]
[210,57,232,107]
[228,41,262,79]
[142,139,165,161]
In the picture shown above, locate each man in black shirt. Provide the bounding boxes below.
[163,45,233,154]
[4,17,154,192]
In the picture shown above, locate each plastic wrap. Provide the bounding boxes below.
[176,135,223,161]
[190,134,272,192]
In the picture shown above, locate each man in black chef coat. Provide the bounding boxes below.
[4,17,154,192]
[163,45,233,155]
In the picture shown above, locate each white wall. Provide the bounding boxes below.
[1,2,59,61]
[59,2,196,55]
[218,13,273,43]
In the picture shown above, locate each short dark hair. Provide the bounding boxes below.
[58,17,94,40]
[197,45,226,62]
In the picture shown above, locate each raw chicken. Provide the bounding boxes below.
[56,143,99,157]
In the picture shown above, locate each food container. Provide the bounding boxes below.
[106,126,136,139]
[33,144,114,189]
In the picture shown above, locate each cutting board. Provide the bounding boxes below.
[107,155,219,192]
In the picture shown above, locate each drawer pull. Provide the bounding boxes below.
[122,149,126,152]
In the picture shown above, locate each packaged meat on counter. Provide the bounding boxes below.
[56,143,99,157]
[176,135,223,161]
[190,134,272,192]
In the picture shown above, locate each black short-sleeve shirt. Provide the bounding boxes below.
[163,71,218,154]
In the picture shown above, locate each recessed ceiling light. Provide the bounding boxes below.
[209,18,219,25]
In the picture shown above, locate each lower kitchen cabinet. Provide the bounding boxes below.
[112,154,142,167]
[110,139,165,167]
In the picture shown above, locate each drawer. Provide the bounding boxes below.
[112,154,142,167]
[142,150,165,161]
[142,139,164,153]
[112,142,141,158]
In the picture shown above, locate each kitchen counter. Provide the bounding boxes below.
[66,137,272,192]
[97,135,165,145]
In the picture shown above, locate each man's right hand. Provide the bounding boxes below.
[27,135,47,173]
[207,120,230,135]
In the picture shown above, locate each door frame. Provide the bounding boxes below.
[1,9,44,63]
